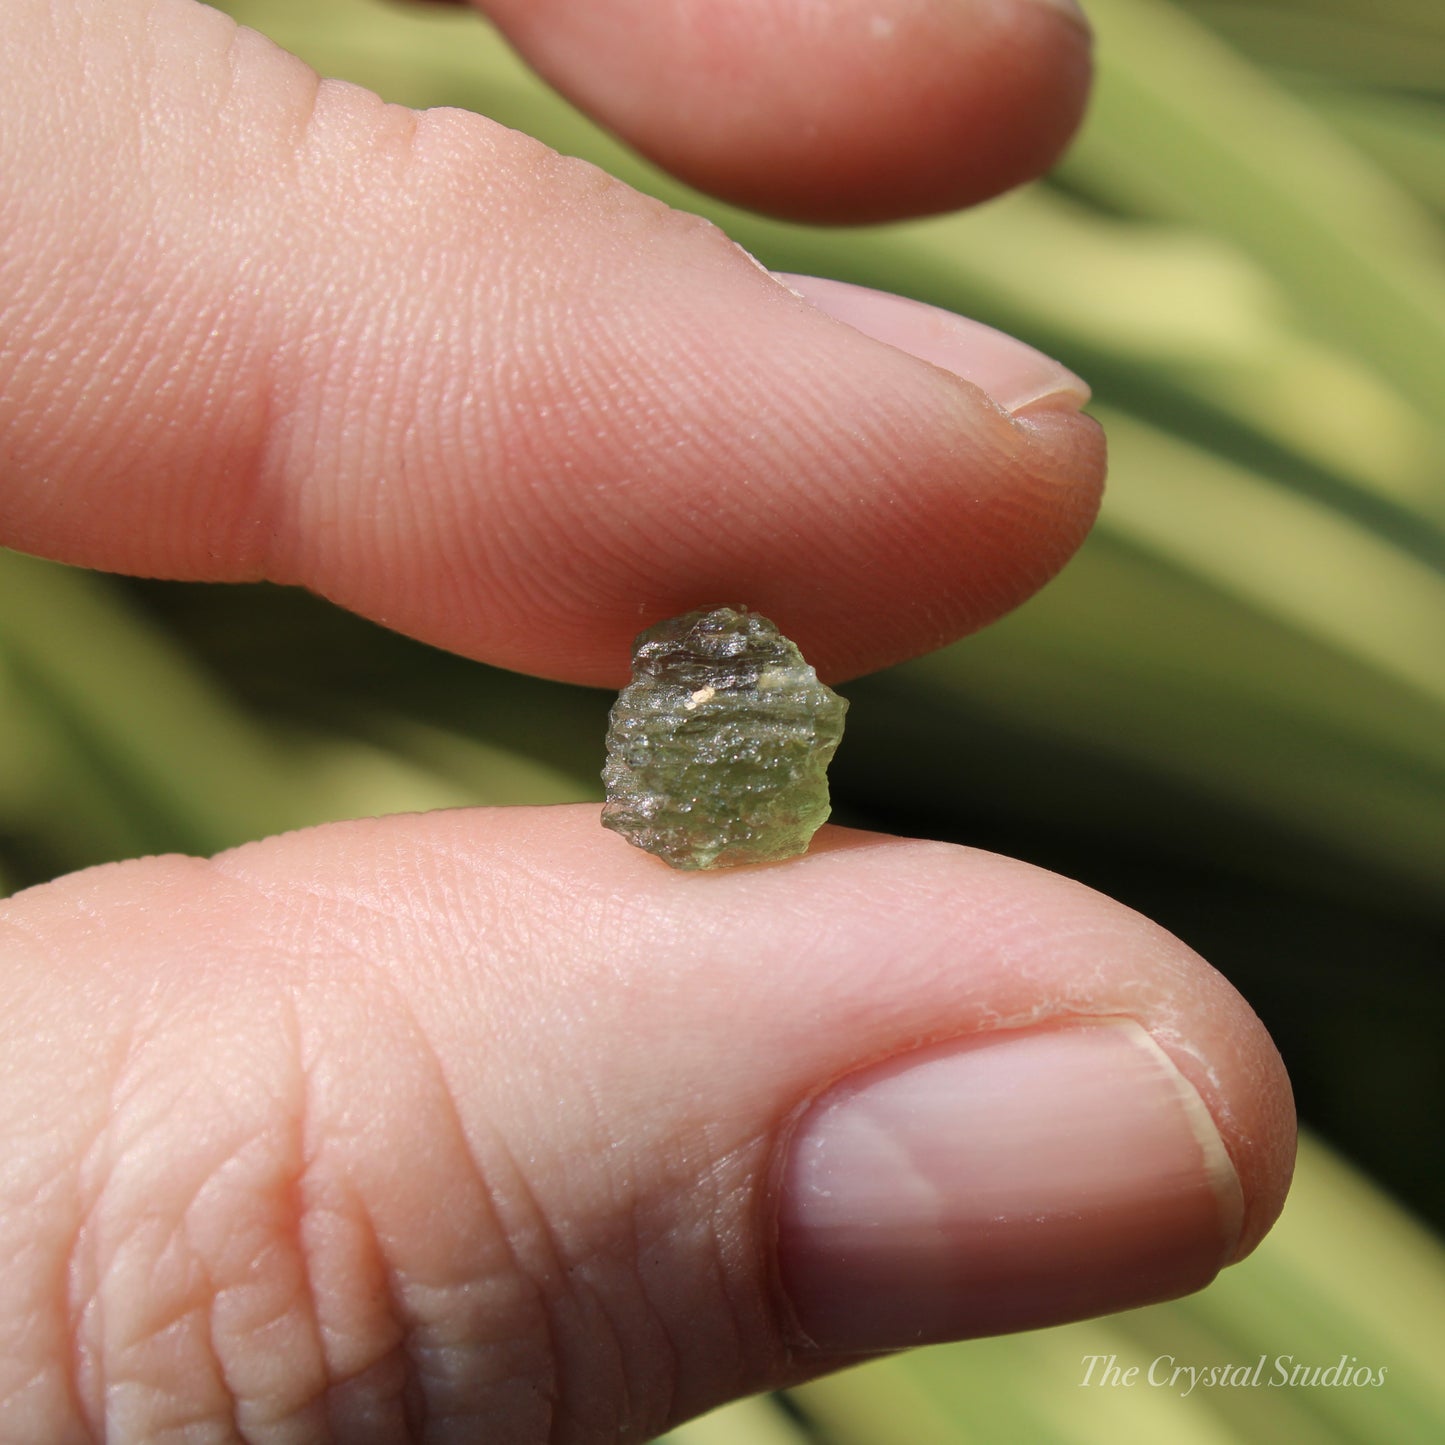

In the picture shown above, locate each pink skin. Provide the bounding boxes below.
[0,812,1292,1438]
[0,0,1104,689]
[480,0,1095,222]
[0,0,1295,1439]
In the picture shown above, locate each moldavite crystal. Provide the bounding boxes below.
[602,607,847,869]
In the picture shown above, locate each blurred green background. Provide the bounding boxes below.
[2,0,1442,1439]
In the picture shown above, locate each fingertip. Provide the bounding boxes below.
[485,0,1094,222]
[1211,1003,1298,1266]
[2,3,1104,688]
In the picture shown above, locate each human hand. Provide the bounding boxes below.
[0,1,1294,1440]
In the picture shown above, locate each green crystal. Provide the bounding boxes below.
[601,607,848,869]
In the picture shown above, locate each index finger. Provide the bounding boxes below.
[0,0,1104,687]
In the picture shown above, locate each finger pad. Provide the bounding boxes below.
[492,0,1093,222]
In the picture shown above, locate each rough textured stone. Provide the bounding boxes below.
[601,607,848,869]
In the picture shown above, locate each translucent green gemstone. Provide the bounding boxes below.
[601,607,848,869]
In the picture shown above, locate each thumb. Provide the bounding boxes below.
[0,809,1294,1439]
[1,0,1103,688]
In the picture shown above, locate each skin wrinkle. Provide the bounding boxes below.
[123,13,277,580]
[193,1171,279,1443]
[468,1133,570,1445]
[465,992,647,1442]
[562,1115,675,1440]
[0,809,1292,1438]
[258,33,327,187]
[376,977,563,1426]
[626,1107,773,1421]
[66,1002,149,1442]
[13,1041,97,1444]
[211,995,329,1442]
[372,1242,432,1443]
[612,1207,667,1441]
[197,860,533,1430]
[306,1188,416,1438]
[289,841,730,1441]
[629,1200,682,1439]
[389,1014,553,1436]
[332,1348,417,1443]
[218,63,367,586]
[48,854,510,1439]
[95,1198,228,1436]
[104,994,319,1433]
[707,1155,767,1394]
[654,1141,765,1414]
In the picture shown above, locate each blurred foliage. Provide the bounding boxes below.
[2,0,1443,1438]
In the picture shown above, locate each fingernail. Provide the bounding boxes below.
[775,273,1090,416]
[776,1020,1243,1352]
